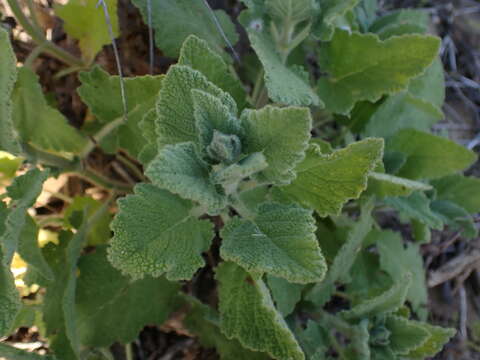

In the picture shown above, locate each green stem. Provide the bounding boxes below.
[80,117,124,159]
[24,44,45,68]
[74,168,132,193]
[116,153,146,182]
[230,195,256,220]
[7,0,85,67]
[125,343,134,360]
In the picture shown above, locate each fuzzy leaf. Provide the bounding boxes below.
[156,65,237,148]
[1,168,49,265]
[306,200,374,306]
[267,276,304,317]
[431,174,480,214]
[18,215,54,282]
[430,200,477,239]
[179,35,246,109]
[0,28,21,154]
[385,315,430,355]
[248,30,320,106]
[377,231,428,315]
[387,129,477,179]
[78,66,164,157]
[317,30,440,114]
[341,273,411,320]
[12,68,87,154]
[146,142,227,213]
[221,202,326,284]
[362,59,445,138]
[405,322,456,359]
[367,172,431,198]
[240,106,312,184]
[212,152,268,187]
[76,246,179,346]
[132,0,238,58]
[54,0,119,62]
[138,109,158,165]
[217,262,304,360]
[384,192,443,230]
[266,0,317,23]
[275,138,383,217]
[370,9,429,39]
[184,297,269,360]
[313,0,359,41]
[108,184,214,280]
[192,89,242,151]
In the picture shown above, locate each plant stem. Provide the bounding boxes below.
[116,153,146,182]
[7,0,85,67]
[125,343,134,360]
[80,117,124,159]
[74,168,132,193]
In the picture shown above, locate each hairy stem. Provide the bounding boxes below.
[7,0,85,67]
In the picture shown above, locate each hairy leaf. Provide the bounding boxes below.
[313,0,359,40]
[78,66,164,157]
[216,262,304,360]
[1,168,49,265]
[266,0,317,24]
[385,315,430,355]
[0,28,21,154]
[248,30,320,106]
[370,9,429,39]
[240,106,312,184]
[184,297,268,360]
[146,142,227,213]
[432,174,480,214]
[341,273,411,320]
[405,322,456,359]
[306,200,374,306]
[76,246,179,346]
[367,172,431,198]
[317,30,440,114]
[156,65,237,148]
[275,138,383,216]
[12,68,86,154]
[267,276,304,317]
[431,200,477,239]
[179,35,246,109]
[55,0,119,62]
[387,129,477,179]
[221,202,326,284]
[132,0,238,58]
[384,192,443,230]
[108,184,214,280]
[138,109,158,165]
[377,231,428,316]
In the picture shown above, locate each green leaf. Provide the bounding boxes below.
[12,68,87,154]
[296,320,329,359]
[377,231,428,316]
[146,142,227,213]
[1,168,49,265]
[76,246,179,346]
[131,0,238,58]
[156,65,237,148]
[313,0,359,41]
[341,273,411,321]
[18,215,54,282]
[221,202,326,284]
[405,322,456,359]
[370,9,429,39]
[432,174,480,214]
[430,200,477,239]
[0,153,22,180]
[248,30,321,106]
[317,30,440,114]
[267,275,304,317]
[184,297,269,360]
[384,192,443,230]
[0,28,21,154]
[240,106,312,184]
[179,35,246,109]
[54,0,119,62]
[108,184,214,280]
[212,152,268,188]
[216,262,304,360]
[385,315,430,355]
[362,59,445,138]
[192,89,242,152]
[306,199,374,306]
[387,129,477,180]
[0,203,20,336]
[138,109,158,165]
[64,197,112,246]
[0,342,56,359]
[275,138,383,217]
[367,172,432,198]
[78,66,164,157]
[267,0,317,24]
